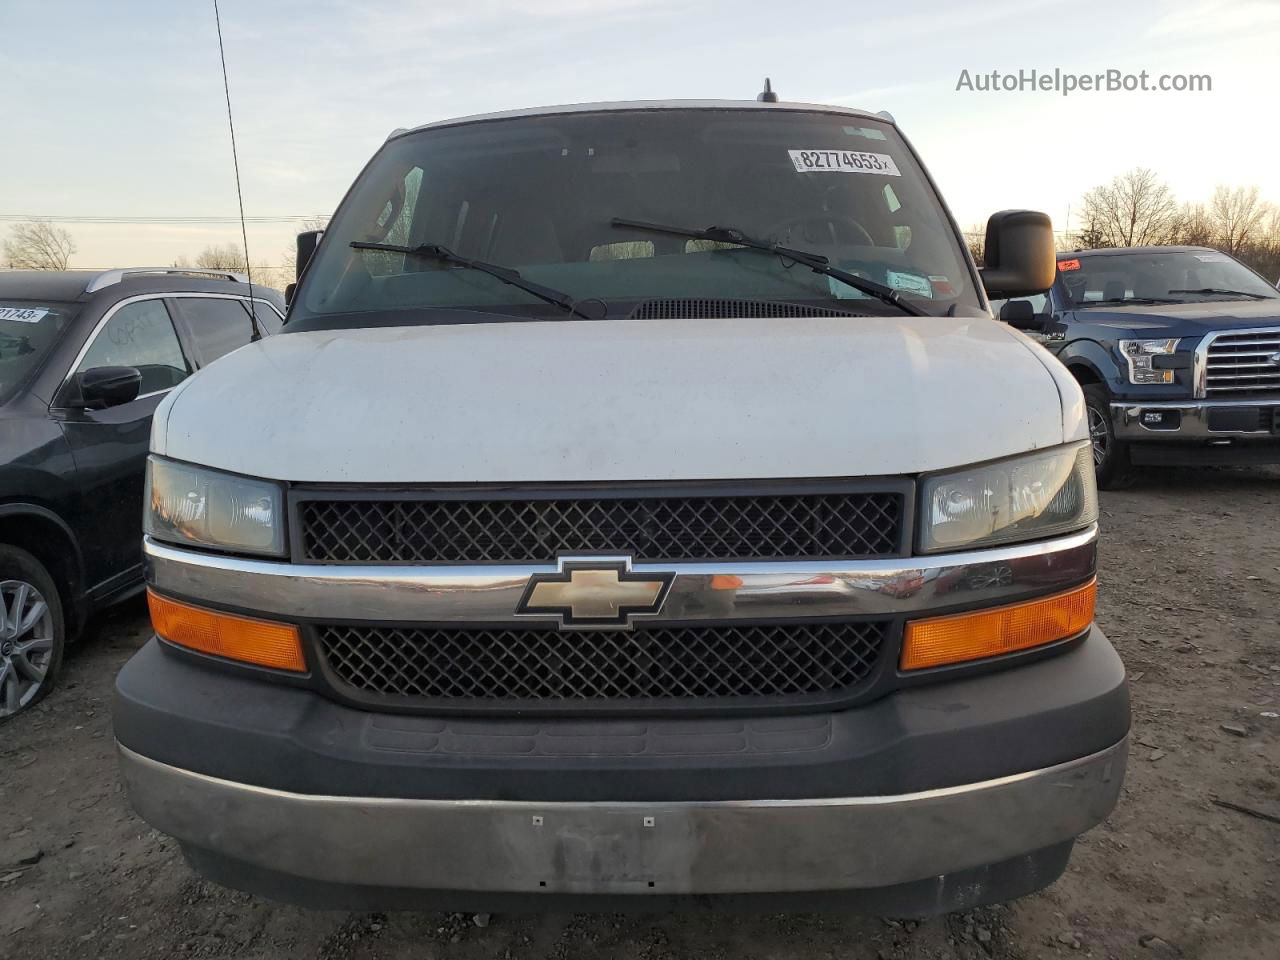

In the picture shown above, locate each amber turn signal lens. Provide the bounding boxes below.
[147,589,306,673]
[901,579,1096,671]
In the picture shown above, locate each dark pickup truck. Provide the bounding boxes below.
[992,245,1280,487]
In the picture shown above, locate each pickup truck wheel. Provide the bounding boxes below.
[0,546,65,722]
[1083,385,1135,489]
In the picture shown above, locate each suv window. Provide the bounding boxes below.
[251,300,283,335]
[177,297,259,365]
[77,299,189,395]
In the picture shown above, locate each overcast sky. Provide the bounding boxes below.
[3,0,1278,276]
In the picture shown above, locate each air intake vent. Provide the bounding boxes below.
[628,299,865,320]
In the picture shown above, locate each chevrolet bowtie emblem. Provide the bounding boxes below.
[516,558,674,629]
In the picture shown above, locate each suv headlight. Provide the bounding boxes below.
[1119,338,1179,384]
[919,442,1098,553]
[145,456,286,556]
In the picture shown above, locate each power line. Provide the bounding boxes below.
[0,215,326,224]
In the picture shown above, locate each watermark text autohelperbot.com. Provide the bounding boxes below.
[956,68,1211,96]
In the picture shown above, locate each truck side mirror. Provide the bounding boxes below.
[295,229,323,281]
[998,300,1044,331]
[75,366,142,410]
[980,210,1055,300]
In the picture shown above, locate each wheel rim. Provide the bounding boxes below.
[0,579,54,718]
[1087,406,1110,467]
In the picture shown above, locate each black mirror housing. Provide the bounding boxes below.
[295,229,323,282]
[980,210,1055,300]
[998,299,1044,331]
[76,366,142,410]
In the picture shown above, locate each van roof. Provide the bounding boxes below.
[388,100,888,141]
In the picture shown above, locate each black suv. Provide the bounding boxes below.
[0,268,284,719]
[992,246,1280,487]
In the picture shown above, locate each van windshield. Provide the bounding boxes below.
[295,108,979,324]
[0,302,77,402]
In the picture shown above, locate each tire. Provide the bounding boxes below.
[1083,384,1135,490]
[0,545,65,722]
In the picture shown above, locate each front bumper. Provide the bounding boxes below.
[1111,399,1280,465]
[119,735,1126,900]
[116,626,1129,907]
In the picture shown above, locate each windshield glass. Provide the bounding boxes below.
[296,109,979,323]
[0,302,77,402]
[1062,250,1280,305]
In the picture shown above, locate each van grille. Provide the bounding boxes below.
[316,620,889,712]
[1203,328,1280,397]
[295,487,905,564]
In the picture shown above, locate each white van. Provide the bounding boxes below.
[116,99,1127,914]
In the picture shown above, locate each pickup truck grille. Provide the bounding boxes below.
[1203,328,1280,397]
[316,620,888,712]
[295,485,906,563]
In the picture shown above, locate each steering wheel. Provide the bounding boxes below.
[764,215,876,248]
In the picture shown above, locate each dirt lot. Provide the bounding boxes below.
[3,467,1278,960]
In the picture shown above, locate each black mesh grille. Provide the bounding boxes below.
[317,621,888,707]
[298,490,904,564]
[629,298,865,320]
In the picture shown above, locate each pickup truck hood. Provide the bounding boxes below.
[154,315,1071,483]
[1073,298,1280,335]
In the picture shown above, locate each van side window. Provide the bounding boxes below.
[77,299,190,395]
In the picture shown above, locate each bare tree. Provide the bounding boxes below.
[1174,203,1215,246]
[1079,168,1180,248]
[963,224,984,266]
[1209,186,1271,254]
[3,220,77,270]
[194,243,250,271]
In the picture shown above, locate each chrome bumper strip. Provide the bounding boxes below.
[143,526,1098,624]
[118,737,1127,895]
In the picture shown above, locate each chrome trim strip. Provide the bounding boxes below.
[143,526,1098,625]
[118,737,1127,894]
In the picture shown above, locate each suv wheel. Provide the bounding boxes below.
[1083,384,1135,490]
[0,545,65,721]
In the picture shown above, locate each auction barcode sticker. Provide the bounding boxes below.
[0,307,48,323]
[788,149,901,176]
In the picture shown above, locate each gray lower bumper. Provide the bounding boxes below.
[1111,398,1278,441]
[119,737,1127,896]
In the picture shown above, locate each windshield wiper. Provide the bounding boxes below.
[611,217,928,317]
[1167,287,1272,300]
[1077,297,1184,306]
[349,241,604,320]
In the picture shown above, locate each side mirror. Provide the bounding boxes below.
[980,210,1055,300]
[998,300,1044,331]
[284,282,296,307]
[295,229,323,282]
[75,366,142,410]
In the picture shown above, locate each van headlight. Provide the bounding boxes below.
[145,456,286,557]
[919,442,1098,553]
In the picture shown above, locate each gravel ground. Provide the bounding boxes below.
[2,467,1278,960]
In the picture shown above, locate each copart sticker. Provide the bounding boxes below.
[788,149,901,176]
[1194,253,1228,262]
[886,271,933,298]
[0,307,48,323]
[1057,258,1081,272]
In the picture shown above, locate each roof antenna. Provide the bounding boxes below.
[757,78,779,103]
[212,0,262,341]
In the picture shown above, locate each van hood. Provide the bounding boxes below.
[154,315,1072,483]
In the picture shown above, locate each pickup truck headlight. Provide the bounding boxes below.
[144,456,286,557]
[919,442,1097,553]
[1119,338,1179,384]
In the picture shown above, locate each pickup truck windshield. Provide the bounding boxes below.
[0,302,77,403]
[1064,250,1280,306]
[296,109,979,323]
